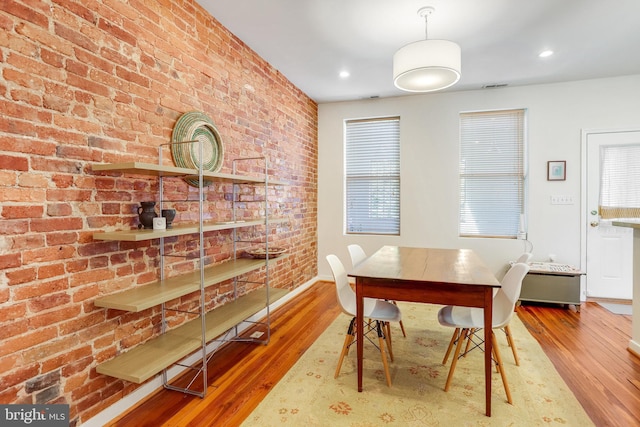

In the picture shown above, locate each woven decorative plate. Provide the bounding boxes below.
[171,111,224,187]
[246,247,287,259]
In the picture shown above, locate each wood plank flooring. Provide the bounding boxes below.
[107,282,341,427]
[517,301,640,427]
[107,281,640,427]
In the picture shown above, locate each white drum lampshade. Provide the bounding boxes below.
[393,39,461,92]
[393,6,461,93]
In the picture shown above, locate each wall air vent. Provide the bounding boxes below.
[482,83,509,89]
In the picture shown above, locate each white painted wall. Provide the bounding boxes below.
[318,75,640,279]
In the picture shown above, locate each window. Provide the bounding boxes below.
[345,117,400,235]
[459,109,526,238]
[599,144,640,219]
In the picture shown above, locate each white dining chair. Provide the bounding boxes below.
[493,251,532,364]
[437,262,530,404]
[326,254,402,387]
[347,244,407,338]
[516,252,533,264]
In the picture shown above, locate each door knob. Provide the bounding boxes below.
[590,221,599,227]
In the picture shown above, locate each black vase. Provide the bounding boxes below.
[137,201,157,229]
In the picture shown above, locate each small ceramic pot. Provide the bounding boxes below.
[161,209,176,228]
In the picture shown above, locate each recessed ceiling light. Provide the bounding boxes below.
[539,50,554,58]
[339,70,350,78]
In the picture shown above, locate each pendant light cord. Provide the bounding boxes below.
[424,13,429,40]
[418,6,434,40]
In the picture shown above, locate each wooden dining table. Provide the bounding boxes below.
[348,245,501,416]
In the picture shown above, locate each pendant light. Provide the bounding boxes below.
[393,6,461,92]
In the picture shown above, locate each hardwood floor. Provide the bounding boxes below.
[517,301,640,427]
[107,282,342,427]
[107,282,640,427]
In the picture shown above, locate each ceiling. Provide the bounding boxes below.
[198,0,640,104]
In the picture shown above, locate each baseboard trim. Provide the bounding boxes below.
[82,277,319,427]
[628,339,640,359]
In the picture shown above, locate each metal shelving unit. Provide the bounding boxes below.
[92,153,287,396]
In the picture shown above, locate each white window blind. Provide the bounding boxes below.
[599,144,640,219]
[459,109,526,238]
[345,117,400,235]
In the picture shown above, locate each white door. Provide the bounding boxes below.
[585,130,640,300]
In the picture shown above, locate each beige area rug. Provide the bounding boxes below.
[242,303,594,426]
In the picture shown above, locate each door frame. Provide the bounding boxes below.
[580,127,640,299]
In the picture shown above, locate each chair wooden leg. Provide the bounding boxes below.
[444,328,468,392]
[442,328,460,365]
[376,321,392,387]
[384,322,394,362]
[334,317,356,379]
[391,301,407,337]
[491,331,513,404]
[398,320,407,337]
[504,325,520,366]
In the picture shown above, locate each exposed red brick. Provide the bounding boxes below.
[46,232,78,246]
[30,157,84,174]
[72,283,100,303]
[0,0,317,421]
[30,217,83,232]
[52,114,102,136]
[10,90,41,109]
[0,1,48,27]
[51,174,74,188]
[43,345,91,374]
[97,18,137,46]
[37,263,66,280]
[41,48,64,68]
[27,306,81,331]
[6,267,37,286]
[22,245,76,265]
[28,292,72,313]
[14,279,70,304]
[0,218,30,235]
[66,259,89,273]
[0,253,21,269]
[51,0,97,24]
[54,22,98,52]
[59,311,106,336]
[10,234,45,251]
[22,334,80,364]
[0,327,57,358]
[0,154,28,171]
[69,267,115,288]
[46,203,72,217]
[18,173,49,188]
[0,364,40,391]
[0,302,27,324]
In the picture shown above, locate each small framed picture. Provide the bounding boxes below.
[547,161,566,181]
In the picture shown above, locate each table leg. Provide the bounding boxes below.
[484,288,493,416]
[356,279,364,392]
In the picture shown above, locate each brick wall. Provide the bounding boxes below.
[0,0,317,424]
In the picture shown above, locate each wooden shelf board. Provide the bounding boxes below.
[92,218,287,242]
[96,287,288,383]
[95,255,289,312]
[91,162,287,185]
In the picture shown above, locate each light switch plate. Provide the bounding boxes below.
[550,195,574,205]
